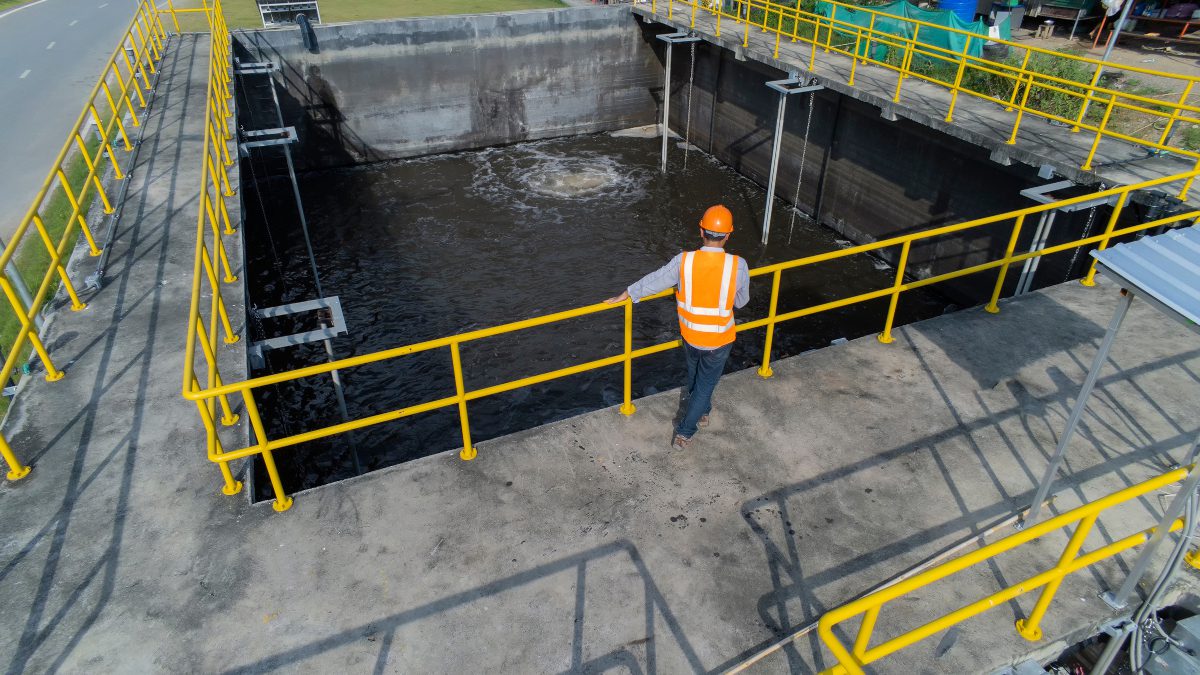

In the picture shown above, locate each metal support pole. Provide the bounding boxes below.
[1015,210,1057,296]
[1088,620,1134,675]
[1103,465,1200,609]
[661,42,673,174]
[1024,290,1134,524]
[656,33,701,174]
[761,91,788,246]
[1078,0,1135,123]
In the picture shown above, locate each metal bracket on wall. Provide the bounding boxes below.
[239,127,298,155]
[655,32,703,173]
[1013,180,1119,297]
[233,60,278,76]
[248,296,347,369]
[761,78,825,245]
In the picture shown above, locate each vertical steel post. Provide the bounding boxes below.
[1024,290,1134,524]
[761,89,789,245]
[621,300,636,415]
[661,42,674,174]
[1103,465,1200,609]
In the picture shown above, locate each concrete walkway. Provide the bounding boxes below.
[1,27,1200,675]
[635,6,1199,204]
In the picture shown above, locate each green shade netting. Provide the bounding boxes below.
[813,1,1006,61]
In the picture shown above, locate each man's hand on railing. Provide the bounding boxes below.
[604,291,630,304]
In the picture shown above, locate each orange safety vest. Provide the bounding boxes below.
[676,250,739,348]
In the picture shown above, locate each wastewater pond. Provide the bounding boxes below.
[241,133,950,501]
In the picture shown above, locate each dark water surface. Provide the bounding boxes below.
[243,134,949,500]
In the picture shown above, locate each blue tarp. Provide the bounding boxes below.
[814,1,998,60]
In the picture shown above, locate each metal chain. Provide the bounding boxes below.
[787,90,816,246]
[1064,185,1103,284]
[684,41,697,169]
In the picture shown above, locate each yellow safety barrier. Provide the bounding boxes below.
[184,71,1200,519]
[816,466,1193,674]
[650,0,1200,188]
[0,1,170,481]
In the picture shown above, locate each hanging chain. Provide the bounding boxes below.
[1064,184,1103,284]
[684,41,697,169]
[787,90,816,246]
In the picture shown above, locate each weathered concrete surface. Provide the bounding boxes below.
[2,85,1199,675]
[635,6,1198,207]
[1,21,1200,675]
[233,6,663,169]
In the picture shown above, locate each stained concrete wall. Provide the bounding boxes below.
[659,36,1104,305]
[233,6,664,169]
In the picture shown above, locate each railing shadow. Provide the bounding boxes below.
[709,317,1199,673]
[2,34,204,674]
[222,538,704,675]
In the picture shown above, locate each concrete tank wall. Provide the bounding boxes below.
[234,6,664,169]
[658,35,1100,305]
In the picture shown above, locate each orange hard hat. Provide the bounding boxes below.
[699,204,734,234]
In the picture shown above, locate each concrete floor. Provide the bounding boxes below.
[2,27,1200,675]
[635,6,1200,206]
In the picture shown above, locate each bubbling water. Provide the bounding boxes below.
[472,144,652,207]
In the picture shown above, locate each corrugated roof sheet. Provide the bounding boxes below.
[1092,225,1200,327]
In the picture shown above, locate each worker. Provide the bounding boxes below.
[605,204,750,450]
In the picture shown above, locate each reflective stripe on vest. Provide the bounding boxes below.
[676,250,738,346]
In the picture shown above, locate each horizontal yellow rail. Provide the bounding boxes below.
[0,1,170,481]
[817,466,1193,674]
[652,0,1200,176]
[184,79,1200,515]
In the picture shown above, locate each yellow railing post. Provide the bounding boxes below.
[1006,50,1033,111]
[450,342,478,460]
[55,169,103,256]
[1158,81,1195,148]
[758,268,783,378]
[167,0,181,33]
[1072,64,1104,132]
[0,436,31,481]
[691,0,697,28]
[621,300,637,415]
[944,35,972,123]
[244,391,294,512]
[1005,74,1036,145]
[984,214,1027,313]
[847,27,862,85]
[1016,513,1099,640]
[862,13,876,62]
[853,605,881,658]
[0,276,63,382]
[1080,95,1116,170]
[1182,157,1200,201]
[72,134,115,214]
[1082,190,1129,286]
[88,105,126,180]
[191,381,242,495]
[31,215,86,312]
[892,26,920,102]
[877,239,911,343]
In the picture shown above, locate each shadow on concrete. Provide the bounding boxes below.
[222,539,704,675]
[2,36,202,675]
[707,330,1200,674]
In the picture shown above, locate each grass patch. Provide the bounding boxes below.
[0,0,36,12]
[1183,125,1200,151]
[0,129,111,416]
[171,0,568,31]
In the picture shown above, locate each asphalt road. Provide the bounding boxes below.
[0,0,147,241]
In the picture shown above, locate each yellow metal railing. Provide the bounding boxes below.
[650,0,1200,188]
[185,79,1200,519]
[816,466,1194,674]
[0,1,170,481]
[178,0,245,502]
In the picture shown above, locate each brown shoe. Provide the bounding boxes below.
[671,434,691,450]
[698,414,711,429]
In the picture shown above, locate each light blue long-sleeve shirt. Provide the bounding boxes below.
[626,247,750,348]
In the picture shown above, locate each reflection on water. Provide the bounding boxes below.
[242,134,948,501]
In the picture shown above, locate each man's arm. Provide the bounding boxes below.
[733,257,750,309]
[605,253,683,304]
